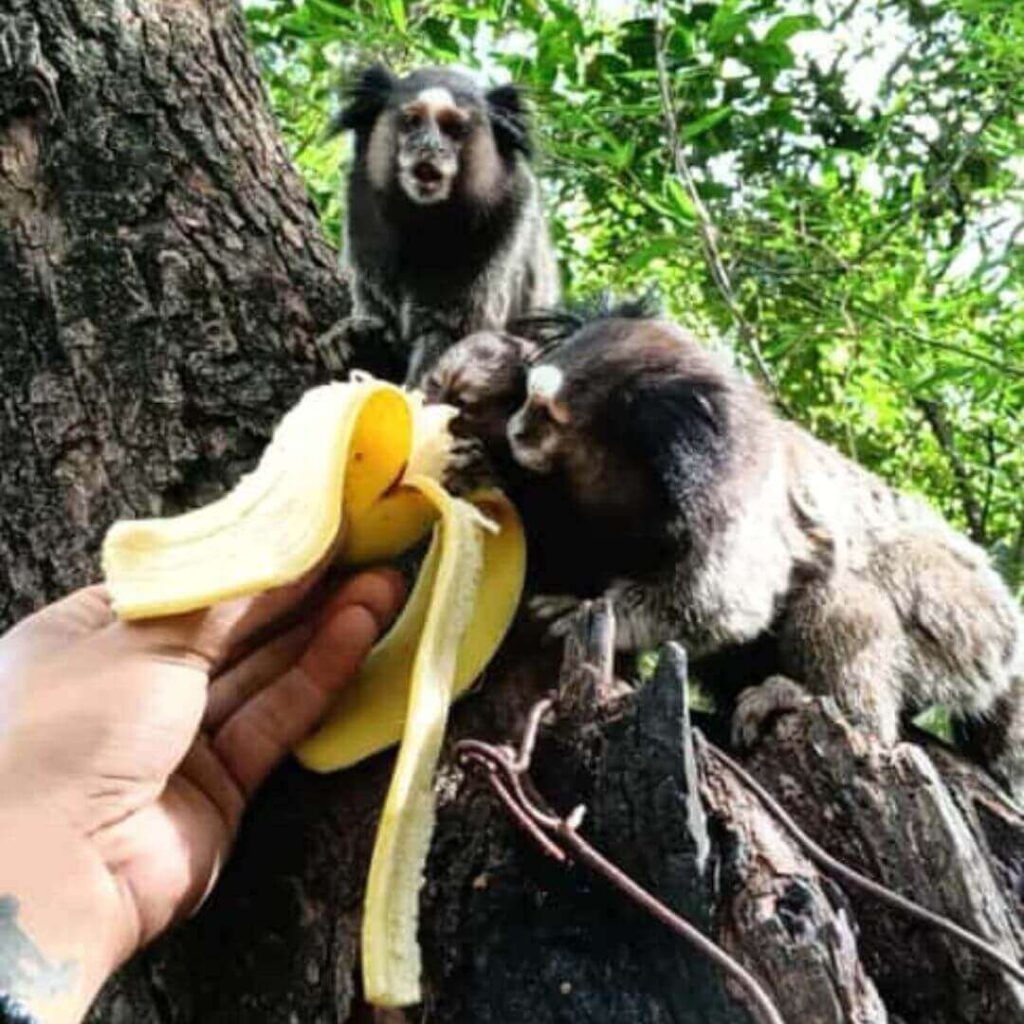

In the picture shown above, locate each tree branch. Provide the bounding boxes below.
[915,397,987,544]
[652,0,783,405]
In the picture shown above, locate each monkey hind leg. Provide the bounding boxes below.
[731,675,812,749]
[877,531,1024,796]
[778,575,904,747]
[953,677,1024,803]
[883,533,1020,716]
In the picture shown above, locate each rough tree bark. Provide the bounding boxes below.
[2,3,1023,1023]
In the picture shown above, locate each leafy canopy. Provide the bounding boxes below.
[248,0,1024,596]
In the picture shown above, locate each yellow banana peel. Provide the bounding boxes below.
[101,375,526,1007]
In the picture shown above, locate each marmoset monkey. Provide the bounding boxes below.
[333,64,559,384]
[424,309,1024,796]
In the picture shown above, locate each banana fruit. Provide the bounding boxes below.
[101,375,526,1007]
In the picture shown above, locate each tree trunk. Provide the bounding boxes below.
[0,0,350,627]
[2,4,1023,1023]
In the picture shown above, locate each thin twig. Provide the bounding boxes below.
[852,98,1011,271]
[915,397,987,544]
[700,739,1024,986]
[784,278,1024,378]
[455,698,787,1024]
[652,0,782,404]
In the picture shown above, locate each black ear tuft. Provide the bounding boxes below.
[615,376,730,508]
[328,64,397,137]
[486,82,533,159]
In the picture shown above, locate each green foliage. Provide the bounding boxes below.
[247,0,1024,596]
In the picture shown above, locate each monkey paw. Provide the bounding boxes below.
[313,315,397,375]
[312,319,356,373]
[528,594,583,639]
[731,675,812,749]
[442,437,494,496]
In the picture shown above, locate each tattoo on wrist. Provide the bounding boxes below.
[1,992,41,1024]
[0,895,76,1010]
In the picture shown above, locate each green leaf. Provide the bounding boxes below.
[625,237,683,270]
[665,179,697,221]
[681,105,733,140]
[387,0,407,33]
[763,13,819,47]
[709,0,752,47]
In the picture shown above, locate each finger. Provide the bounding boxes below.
[53,584,115,630]
[176,736,247,841]
[205,568,406,730]
[204,621,314,732]
[114,550,338,675]
[212,603,382,798]
[196,552,404,668]
[305,568,406,668]
[211,570,404,794]
[209,561,331,662]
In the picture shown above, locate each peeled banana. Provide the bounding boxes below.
[101,375,526,1007]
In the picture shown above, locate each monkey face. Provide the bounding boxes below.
[506,317,735,518]
[337,65,534,209]
[507,364,570,473]
[422,331,537,448]
[393,87,470,205]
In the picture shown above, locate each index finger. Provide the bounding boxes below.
[205,569,407,729]
[126,550,339,673]
[211,569,406,797]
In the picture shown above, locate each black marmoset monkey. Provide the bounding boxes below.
[424,308,1024,796]
[333,64,559,384]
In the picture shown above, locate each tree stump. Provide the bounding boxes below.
[2,3,1023,1022]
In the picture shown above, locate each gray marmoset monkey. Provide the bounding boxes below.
[332,64,559,384]
[423,306,1024,797]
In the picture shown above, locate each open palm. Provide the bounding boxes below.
[0,570,403,951]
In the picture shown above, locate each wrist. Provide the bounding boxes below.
[0,802,132,1024]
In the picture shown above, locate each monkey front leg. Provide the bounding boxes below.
[403,284,507,385]
[316,277,403,379]
[530,580,676,651]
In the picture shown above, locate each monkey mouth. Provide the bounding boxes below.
[413,161,443,186]
[508,429,555,474]
[402,160,451,203]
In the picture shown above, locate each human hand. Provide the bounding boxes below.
[0,567,404,1023]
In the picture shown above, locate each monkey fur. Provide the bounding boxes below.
[333,65,559,384]
[424,309,1024,796]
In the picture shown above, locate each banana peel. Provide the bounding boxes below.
[297,485,524,772]
[101,375,526,1007]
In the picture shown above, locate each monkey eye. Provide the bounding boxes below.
[439,114,469,140]
[400,110,422,131]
